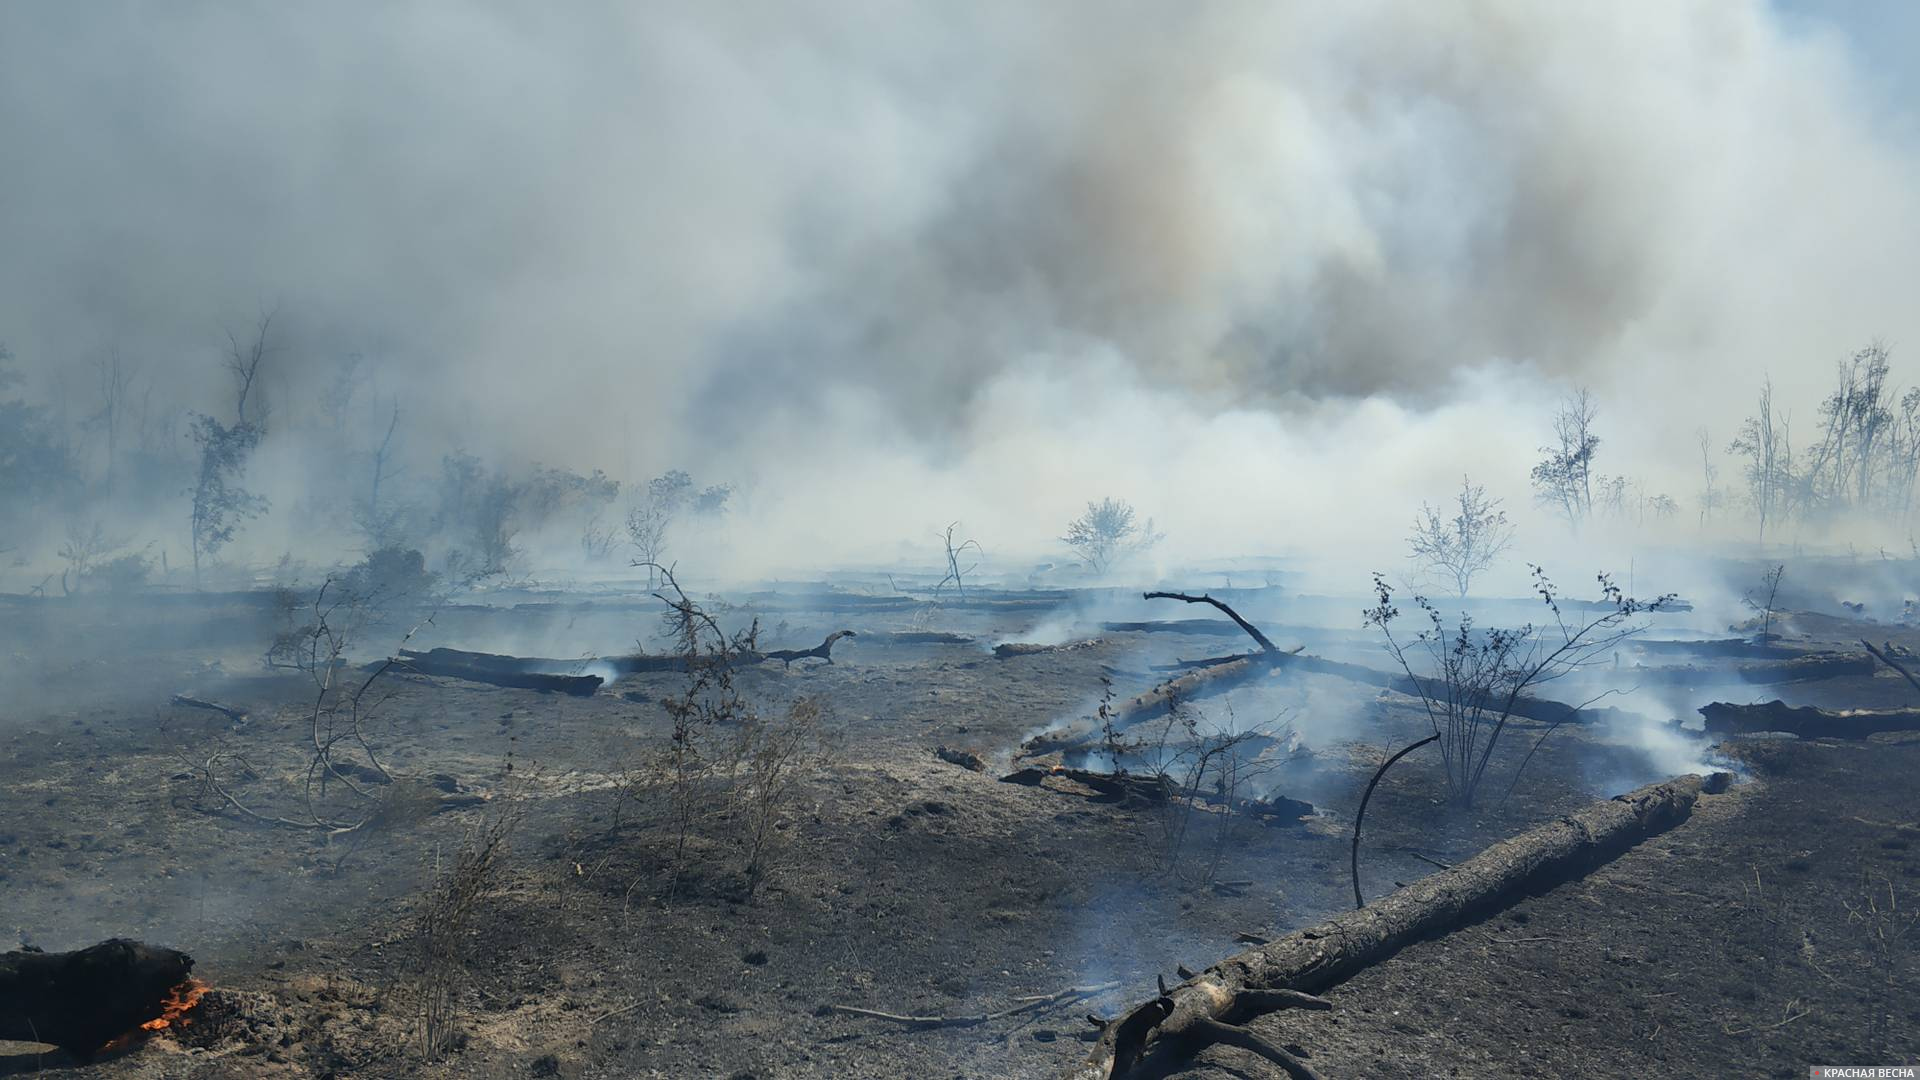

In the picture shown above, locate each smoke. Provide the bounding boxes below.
[3,1,1919,577]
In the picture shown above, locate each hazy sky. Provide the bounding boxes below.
[3,2,1918,574]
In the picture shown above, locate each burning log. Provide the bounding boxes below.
[0,940,197,1059]
[1698,699,1920,739]
[395,649,604,695]
[1067,775,1713,1080]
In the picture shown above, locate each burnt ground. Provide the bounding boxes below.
[0,586,1916,1079]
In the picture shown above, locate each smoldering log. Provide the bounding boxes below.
[867,630,976,645]
[395,649,604,695]
[0,939,194,1059]
[1067,775,1712,1080]
[1025,589,1644,758]
[1001,766,1313,822]
[1026,648,1626,757]
[1631,638,1811,660]
[1699,699,1920,739]
[1623,651,1873,685]
[994,639,1103,658]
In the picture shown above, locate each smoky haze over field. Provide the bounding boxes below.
[3,1,1919,584]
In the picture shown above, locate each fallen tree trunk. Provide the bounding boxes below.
[1003,766,1314,823]
[1069,775,1712,1080]
[1025,590,1642,758]
[868,630,976,645]
[1631,637,1808,660]
[1699,699,1920,739]
[168,694,248,724]
[396,649,604,695]
[1625,651,1873,685]
[995,639,1104,658]
[0,940,195,1059]
[1101,619,1251,638]
[1026,648,1628,757]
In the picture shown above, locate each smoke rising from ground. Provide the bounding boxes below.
[3,2,1918,579]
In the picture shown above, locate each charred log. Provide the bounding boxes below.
[1699,699,1920,739]
[1068,775,1712,1080]
[1100,620,1251,638]
[0,940,194,1059]
[994,639,1103,658]
[934,745,986,771]
[168,694,248,724]
[868,630,976,645]
[762,629,856,667]
[1001,766,1313,823]
[1625,651,1873,685]
[395,649,603,695]
[1631,638,1811,660]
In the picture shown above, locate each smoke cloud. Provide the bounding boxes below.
[3,1,1917,577]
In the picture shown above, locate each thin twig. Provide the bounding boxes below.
[826,981,1120,1028]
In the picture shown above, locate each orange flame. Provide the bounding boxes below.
[138,977,210,1033]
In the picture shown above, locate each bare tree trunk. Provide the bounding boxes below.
[1069,775,1712,1080]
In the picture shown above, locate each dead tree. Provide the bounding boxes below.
[1068,775,1712,1080]
[224,309,275,427]
[1408,475,1514,598]
[0,940,195,1059]
[933,522,981,599]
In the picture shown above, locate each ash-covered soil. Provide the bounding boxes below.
[1,586,1916,1079]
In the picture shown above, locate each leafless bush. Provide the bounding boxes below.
[725,696,829,899]
[1145,698,1280,886]
[1743,563,1787,641]
[933,521,982,599]
[623,564,831,903]
[1408,475,1513,598]
[1063,496,1163,577]
[580,515,620,561]
[414,793,521,1058]
[1364,566,1671,808]
[57,521,150,595]
[183,576,435,846]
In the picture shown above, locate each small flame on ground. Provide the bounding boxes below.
[141,976,211,1032]
[104,976,213,1052]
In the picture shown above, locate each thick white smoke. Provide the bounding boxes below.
[2,1,1917,578]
